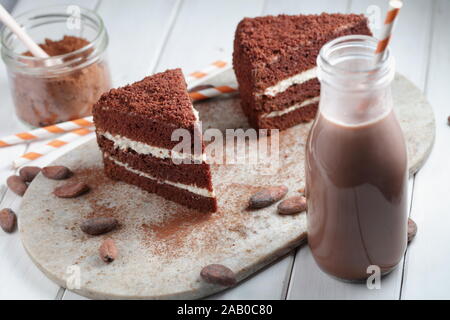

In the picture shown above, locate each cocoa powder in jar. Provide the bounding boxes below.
[12,36,111,127]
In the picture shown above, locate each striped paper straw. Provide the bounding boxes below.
[185,60,230,86]
[10,60,234,167]
[2,82,236,149]
[11,84,237,167]
[374,0,403,63]
[190,84,238,101]
[1,61,230,148]
[12,83,237,167]
[0,116,93,148]
[13,128,94,168]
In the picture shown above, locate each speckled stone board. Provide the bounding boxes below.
[19,70,435,299]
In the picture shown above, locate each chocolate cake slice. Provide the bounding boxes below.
[93,69,217,212]
[233,13,372,130]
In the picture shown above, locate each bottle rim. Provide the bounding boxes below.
[0,5,108,75]
[317,35,395,90]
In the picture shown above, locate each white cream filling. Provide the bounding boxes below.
[106,155,215,198]
[263,67,317,97]
[100,131,205,163]
[262,96,320,118]
[261,24,358,98]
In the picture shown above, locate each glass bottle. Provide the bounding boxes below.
[306,35,408,281]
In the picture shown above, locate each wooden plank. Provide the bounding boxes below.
[285,0,434,300]
[154,0,307,300]
[12,0,96,14]
[260,0,351,299]
[401,0,450,300]
[62,0,184,300]
[155,0,265,75]
[96,0,181,86]
[0,193,59,299]
[65,0,284,301]
[0,0,100,300]
[208,253,295,300]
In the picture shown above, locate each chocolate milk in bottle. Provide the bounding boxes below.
[306,35,408,281]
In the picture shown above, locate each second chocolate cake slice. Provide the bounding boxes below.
[93,69,217,212]
[233,13,372,130]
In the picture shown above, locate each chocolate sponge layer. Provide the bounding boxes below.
[104,156,217,213]
[98,135,213,190]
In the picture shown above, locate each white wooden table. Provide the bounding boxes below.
[0,0,449,300]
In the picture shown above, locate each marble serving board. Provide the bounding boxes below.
[18,69,435,300]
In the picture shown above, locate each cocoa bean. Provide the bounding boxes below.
[54,182,89,198]
[249,185,288,209]
[408,218,417,243]
[80,217,118,235]
[42,166,72,180]
[6,175,27,196]
[278,196,307,215]
[99,238,118,263]
[0,208,17,233]
[19,166,41,182]
[200,264,236,286]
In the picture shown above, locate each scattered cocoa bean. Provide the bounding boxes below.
[19,166,41,182]
[54,182,89,198]
[200,264,236,286]
[0,208,17,233]
[99,238,118,263]
[188,84,214,92]
[278,196,307,215]
[408,218,417,243]
[248,185,288,209]
[6,175,27,196]
[42,166,72,180]
[80,217,118,235]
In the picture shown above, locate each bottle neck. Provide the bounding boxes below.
[317,35,395,126]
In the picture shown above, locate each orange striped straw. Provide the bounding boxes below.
[375,0,403,63]
[185,60,230,87]
[13,128,94,168]
[1,61,231,148]
[0,116,94,148]
[9,60,235,168]
[12,84,237,167]
[189,84,237,101]
[1,82,236,149]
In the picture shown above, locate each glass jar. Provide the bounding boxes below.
[305,35,408,281]
[1,5,111,127]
